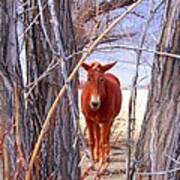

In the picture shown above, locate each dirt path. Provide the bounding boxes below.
[80,117,129,180]
[81,142,127,180]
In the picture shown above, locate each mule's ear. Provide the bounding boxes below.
[101,61,117,72]
[82,62,91,71]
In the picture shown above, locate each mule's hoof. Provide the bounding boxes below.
[94,157,100,163]
[94,174,101,180]
[97,161,109,175]
[101,161,109,171]
[81,163,94,179]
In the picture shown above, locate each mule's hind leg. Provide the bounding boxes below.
[104,120,113,162]
[97,122,112,174]
[99,124,108,167]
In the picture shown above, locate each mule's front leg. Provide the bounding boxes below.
[94,124,100,163]
[81,121,95,179]
[99,123,110,171]
[86,120,96,162]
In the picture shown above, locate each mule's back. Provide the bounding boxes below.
[104,73,122,118]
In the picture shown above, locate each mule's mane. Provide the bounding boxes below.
[91,61,101,71]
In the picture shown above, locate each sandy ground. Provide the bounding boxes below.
[79,89,148,180]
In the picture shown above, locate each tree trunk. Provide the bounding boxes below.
[134,0,180,180]
[0,0,25,179]
[24,0,80,179]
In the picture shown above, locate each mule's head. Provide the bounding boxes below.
[82,61,117,111]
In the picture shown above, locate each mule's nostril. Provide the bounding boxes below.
[91,102,99,108]
[90,96,101,110]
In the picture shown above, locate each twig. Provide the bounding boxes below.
[25,50,86,98]
[3,144,9,180]
[19,3,47,40]
[14,83,26,172]
[25,57,58,98]
[78,0,137,23]
[48,0,79,134]
[78,152,86,168]
[25,1,144,179]
[88,1,101,45]
[99,32,137,44]
[16,0,30,11]
[95,45,180,59]
[37,0,58,55]
[136,167,180,176]
[165,154,180,165]
[129,2,165,179]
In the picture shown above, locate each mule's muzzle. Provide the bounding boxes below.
[90,95,101,110]
[90,100,101,110]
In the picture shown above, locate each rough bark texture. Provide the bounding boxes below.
[23,0,80,179]
[134,0,180,180]
[0,0,80,179]
[0,0,25,179]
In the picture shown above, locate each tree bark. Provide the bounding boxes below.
[24,0,80,179]
[0,0,25,179]
[134,0,180,180]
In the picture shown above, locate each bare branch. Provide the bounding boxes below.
[96,45,180,59]
[3,145,9,180]
[37,0,58,55]
[77,0,137,23]
[25,50,86,98]
[19,3,47,40]
[165,154,180,165]
[127,2,164,178]
[14,83,26,178]
[100,32,137,44]
[136,167,180,176]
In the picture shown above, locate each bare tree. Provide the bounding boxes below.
[133,0,180,180]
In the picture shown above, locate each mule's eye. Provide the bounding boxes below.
[88,77,91,81]
[99,77,104,82]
